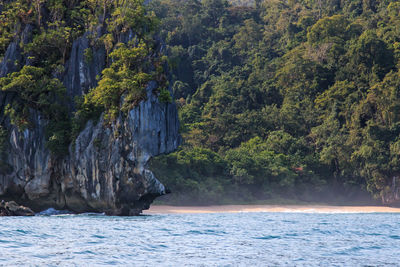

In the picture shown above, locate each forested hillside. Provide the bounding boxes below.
[1,0,400,206]
[148,0,400,205]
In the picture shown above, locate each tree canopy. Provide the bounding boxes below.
[149,0,400,204]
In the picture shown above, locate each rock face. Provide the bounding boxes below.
[63,31,106,103]
[0,200,35,216]
[382,176,400,207]
[0,30,180,215]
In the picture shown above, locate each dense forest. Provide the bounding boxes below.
[148,0,400,205]
[1,0,400,205]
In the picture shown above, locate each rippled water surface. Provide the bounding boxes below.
[1,212,400,266]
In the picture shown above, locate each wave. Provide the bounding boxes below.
[37,208,73,216]
[37,208,106,216]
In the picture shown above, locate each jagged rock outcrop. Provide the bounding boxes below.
[0,28,180,215]
[63,31,106,102]
[0,24,33,77]
[60,80,180,215]
[0,200,35,216]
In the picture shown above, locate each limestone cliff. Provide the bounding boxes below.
[0,28,180,215]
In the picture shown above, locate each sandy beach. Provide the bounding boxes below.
[144,204,400,214]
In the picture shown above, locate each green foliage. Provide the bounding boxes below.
[0,66,70,155]
[158,88,172,103]
[24,22,79,68]
[84,48,94,64]
[0,0,33,58]
[226,137,296,187]
[346,30,395,81]
[149,0,400,204]
[150,147,231,204]
[0,0,163,156]
[107,0,158,37]
[307,15,349,46]
[2,0,400,204]
[79,42,152,122]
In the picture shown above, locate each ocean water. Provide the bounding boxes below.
[0,212,400,266]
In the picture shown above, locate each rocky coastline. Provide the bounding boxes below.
[0,25,180,215]
[0,200,34,216]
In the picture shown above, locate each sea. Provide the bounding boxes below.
[0,211,399,266]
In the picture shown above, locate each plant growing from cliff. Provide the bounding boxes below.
[0,0,33,58]
[77,41,154,123]
[84,48,94,64]
[24,21,81,68]
[0,66,71,156]
[107,0,158,38]
[67,0,167,139]
[158,88,172,103]
[0,0,169,157]
[0,0,88,60]
[154,56,172,103]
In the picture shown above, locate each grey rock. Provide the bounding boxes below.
[0,81,179,215]
[0,26,180,215]
[0,24,32,77]
[63,33,106,103]
[0,41,21,78]
[0,200,35,216]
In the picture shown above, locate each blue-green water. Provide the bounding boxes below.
[1,212,400,266]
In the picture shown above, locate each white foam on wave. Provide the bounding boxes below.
[37,208,73,216]
[37,208,106,216]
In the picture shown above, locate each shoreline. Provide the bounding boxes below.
[143,204,400,214]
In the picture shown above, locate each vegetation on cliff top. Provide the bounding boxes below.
[0,0,169,155]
